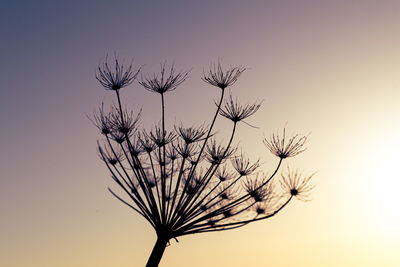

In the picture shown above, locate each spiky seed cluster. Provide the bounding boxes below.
[202,61,246,90]
[243,175,272,202]
[263,128,307,159]
[218,94,262,123]
[181,171,204,196]
[166,144,178,161]
[215,185,237,201]
[109,131,126,144]
[175,124,208,144]
[96,56,140,91]
[98,143,125,166]
[214,166,236,182]
[139,62,190,94]
[255,203,266,215]
[88,103,112,135]
[123,137,143,157]
[109,105,141,136]
[231,155,260,176]
[148,125,176,147]
[205,139,236,165]
[90,104,141,143]
[138,132,157,153]
[175,141,199,159]
[253,200,277,216]
[280,167,315,201]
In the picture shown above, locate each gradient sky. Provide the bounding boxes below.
[1,0,400,266]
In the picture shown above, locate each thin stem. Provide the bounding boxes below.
[182,122,238,219]
[178,158,283,232]
[166,152,188,224]
[161,93,167,224]
[98,148,153,223]
[149,151,162,212]
[178,196,293,236]
[115,90,161,224]
[171,89,225,222]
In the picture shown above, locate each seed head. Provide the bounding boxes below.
[218,94,262,124]
[243,174,272,202]
[215,185,238,201]
[123,136,143,157]
[109,131,126,144]
[139,131,157,153]
[174,141,199,159]
[88,103,112,135]
[109,104,141,136]
[148,124,176,147]
[96,55,140,91]
[97,143,125,166]
[166,143,179,161]
[139,62,190,94]
[214,166,236,182]
[280,167,315,201]
[231,154,260,176]
[175,123,208,144]
[205,139,236,165]
[202,60,246,90]
[263,128,307,159]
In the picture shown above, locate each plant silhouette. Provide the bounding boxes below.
[90,56,314,266]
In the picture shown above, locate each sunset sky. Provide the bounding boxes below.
[1,0,399,266]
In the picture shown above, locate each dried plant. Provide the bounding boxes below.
[90,56,314,266]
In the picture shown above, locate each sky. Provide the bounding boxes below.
[1,0,399,266]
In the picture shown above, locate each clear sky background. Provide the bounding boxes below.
[1,0,399,266]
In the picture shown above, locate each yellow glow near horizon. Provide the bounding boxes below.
[358,131,400,236]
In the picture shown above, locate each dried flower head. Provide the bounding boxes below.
[138,131,157,153]
[166,143,179,161]
[181,176,199,196]
[97,143,125,166]
[205,139,236,165]
[175,124,208,144]
[231,154,260,176]
[88,103,112,135]
[218,94,262,124]
[109,105,141,136]
[243,174,272,202]
[214,166,236,182]
[215,185,238,201]
[152,150,171,167]
[263,128,307,159]
[254,202,267,215]
[123,136,143,157]
[109,130,126,144]
[96,55,140,91]
[202,60,246,90]
[175,141,199,159]
[280,167,315,201]
[148,124,176,147]
[253,199,279,216]
[139,62,190,94]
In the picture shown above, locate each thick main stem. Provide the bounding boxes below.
[146,237,168,267]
